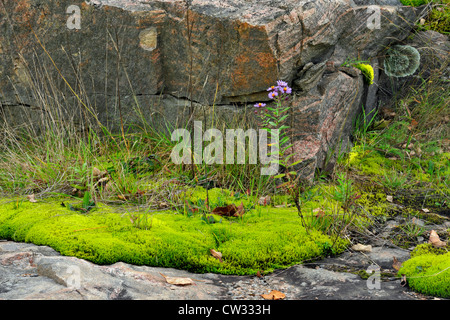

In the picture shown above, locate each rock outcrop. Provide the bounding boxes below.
[0,0,423,176]
[0,240,417,300]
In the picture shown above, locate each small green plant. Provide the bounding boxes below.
[254,81,308,229]
[62,191,96,213]
[352,104,379,151]
[201,213,222,224]
[126,210,154,230]
[379,171,408,190]
[82,191,96,212]
[400,222,425,239]
[332,172,355,204]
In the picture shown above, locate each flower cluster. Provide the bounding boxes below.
[254,81,292,110]
[267,80,292,99]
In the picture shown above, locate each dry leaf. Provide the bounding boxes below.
[407,119,419,131]
[313,208,326,218]
[235,202,245,217]
[261,290,285,300]
[97,177,109,184]
[274,203,292,208]
[421,208,430,213]
[256,271,263,278]
[159,273,194,286]
[212,204,236,216]
[27,194,37,203]
[416,147,422,155]
[351,243,372,253]
[386,195,393,203]
[159,202,168,208]
[212,203,244,217]
[258,196,271,206]
[118,194,128,201]
[94,177,109,188]
[400,274,407,287]
[429,230,447,248]
[392,256,402,271]
[92,167,105,177]
[210,249,223,263]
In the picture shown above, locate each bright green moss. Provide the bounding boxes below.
[354,64,374,85]
[425,3,450,34]
[400,0,429,6]
[0,195,348,275]
[348,147,391,176]
[356,192,391,217]
[411,243,449,257]
[399,248,450,298]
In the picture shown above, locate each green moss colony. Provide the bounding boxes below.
[400,0,429,5]
[354,63,374,85]
[399,244,450,298]
[0,190,348,275]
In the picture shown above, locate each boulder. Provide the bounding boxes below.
[0,0,422,176]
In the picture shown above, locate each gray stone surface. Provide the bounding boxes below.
[352,0,403,6]
[0,240,421,300]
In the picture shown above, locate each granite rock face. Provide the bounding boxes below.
[0,240,417,300]
[0,0,422,176]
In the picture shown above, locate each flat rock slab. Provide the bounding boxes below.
[0,240,420,300]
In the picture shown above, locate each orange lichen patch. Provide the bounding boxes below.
[12,0,33,24]
[133,10,166,27]
[230,22,277,95]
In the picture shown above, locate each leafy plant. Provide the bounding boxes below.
[62,191,96,213]
[254,81,308,229]
[126,210,154,230]
[82,191,96,212]
[332,172,355,204]
[379,171,408,190]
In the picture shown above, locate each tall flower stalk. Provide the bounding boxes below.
[255,81,308,231]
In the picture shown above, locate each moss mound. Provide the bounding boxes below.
[0,191,347,275]
[399,244,450,298]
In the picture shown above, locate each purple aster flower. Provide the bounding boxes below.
[279,85,292,95]
[268,91,278,99]
[254,102,266,108]
[277,80,288,87]
[267,85,276,92]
